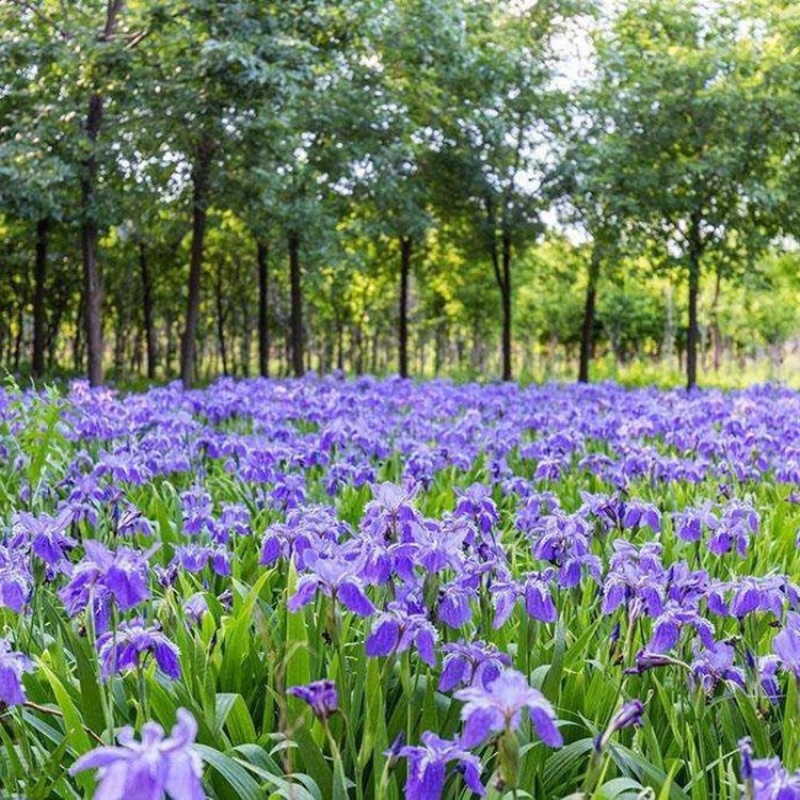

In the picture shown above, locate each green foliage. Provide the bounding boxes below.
[0,0,798,386]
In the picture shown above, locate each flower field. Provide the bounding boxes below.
[1,376,799,799]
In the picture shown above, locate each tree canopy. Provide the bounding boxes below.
[0,0,798,388]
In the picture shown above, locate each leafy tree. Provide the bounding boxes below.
[432,0,585,381]
[594,0,782,389]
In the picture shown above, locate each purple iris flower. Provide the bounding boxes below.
[738,738,800,799]
[0,638,34,706]
[395,732,486,799]
[437,576,479,629]
[647,601,715,653]
[270,473,306,511]
[12,509,76,566]
[173,544,231,577]
[112,505,154,538]
[524,572,558,623]
[601,542,666,620]
[625,650,687,675]
[361,482,421,543]
[707,500,759,557]
[183,593,209,625]
[260,506,347,569]
[0,547,32,613]
[455,668,562,748]
[181,486,214,535]
[439,640,511,693]
[59,541,152,630]
[64,473,109,525]
[759,656,781,704]
[672,504,716,543]
[594,699,645,752]
[621,500,660,532]
[773,616,800,681]
[288,679,338,721]
[365,603,438,666]
[96,619,181,681]
[689,640,745,694]
[287,550,374,616]
[409,516,470,575]
[490,575,523,629]
[665,562,709,605]
[709,576,794,621]
[211,503,251,542]
[454,483,499,538]
[69,708,204,799]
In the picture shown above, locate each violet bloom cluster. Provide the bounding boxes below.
[9,371,800,797]
[70,708,204,799]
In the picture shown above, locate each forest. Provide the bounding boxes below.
[1,0,800,390]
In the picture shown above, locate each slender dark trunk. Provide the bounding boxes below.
[500,229,512,382]
[240,278,251,377]
[398,235,411,378]
[336,318,344,371]
[139,243,156,380]
[257,238,270,378]
[215,263,228,376]
[710,268,723,372]
[686,211,702,391]
[180,139,212,388]
[13,304,23,373]
[485,196,513,381]
[81,92,105,387]
[288,230,304,377]
[73,295,84,373]
[79,2,125,386]
[578,246,601,384]
[165,314,175,376]
[32,218,49,378]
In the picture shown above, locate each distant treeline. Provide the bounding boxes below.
[1,0,798,389]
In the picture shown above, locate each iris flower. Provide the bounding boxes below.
[455,668,562,748]
[70,708,204,800]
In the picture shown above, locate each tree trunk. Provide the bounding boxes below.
[215,262,228,376]
[257,238,270,378]
[485,196,513,381]
[73,294,84,373]
[336,318,344,371]
[139,242,157,380]
[79,2,125,386]
[686,212,702,391]
[180,138,213,388]
[399,235,411,378]
[500,229,512,382]
[710,268,723,372]
[13,303,23,374]
[288,230,304,377]
[240,275,251,377]
[32,218,49,378]
[80,92,105,387]
[578,246,601,384]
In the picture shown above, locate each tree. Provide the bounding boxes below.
[594,0,781,389]
[432,1,579,381]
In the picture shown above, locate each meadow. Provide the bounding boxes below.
[0,376,798,799]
